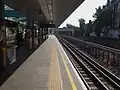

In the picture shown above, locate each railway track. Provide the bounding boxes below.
[61,35,120,74]
[58,36,120,90]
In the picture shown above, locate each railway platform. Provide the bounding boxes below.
[0,35,87,90]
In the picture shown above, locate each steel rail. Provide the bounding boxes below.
[58,36,120,90]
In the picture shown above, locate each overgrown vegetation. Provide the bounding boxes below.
[66,4,114,38]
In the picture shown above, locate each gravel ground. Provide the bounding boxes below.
[61,42,120,79]
[63,36,120,78]
[80,48,120,79]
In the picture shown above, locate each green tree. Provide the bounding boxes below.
[93,6,112,37]
[78,18,86,36]
[93,6,103,19]
[85,20,93,36]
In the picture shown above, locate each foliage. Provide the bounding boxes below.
[93,6,112,37]
[85,20,93,36]
[78,18,86,36]
[65,4,112,37]
[93,6,103,19]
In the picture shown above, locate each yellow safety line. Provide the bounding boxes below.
[59,47,77,90]
[48,46,63,90]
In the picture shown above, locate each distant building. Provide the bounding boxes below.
[54,28,74,36]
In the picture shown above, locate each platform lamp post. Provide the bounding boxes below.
[31,20,35,50]
[39,24,43,44]
[46,28,48,39]
[27,19,35,50]
[41,28,44,42]
[25,16,30,50]
[26,11,35,50]
[37,22,41,45]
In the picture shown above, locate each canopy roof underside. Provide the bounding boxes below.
[5,0,84,27]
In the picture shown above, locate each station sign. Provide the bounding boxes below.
[0,19,18,27]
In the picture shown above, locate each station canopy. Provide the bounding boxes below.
[4,0,84,27]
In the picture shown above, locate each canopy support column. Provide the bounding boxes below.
[0,0,6,72]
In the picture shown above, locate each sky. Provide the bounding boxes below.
[59,0,107,28]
